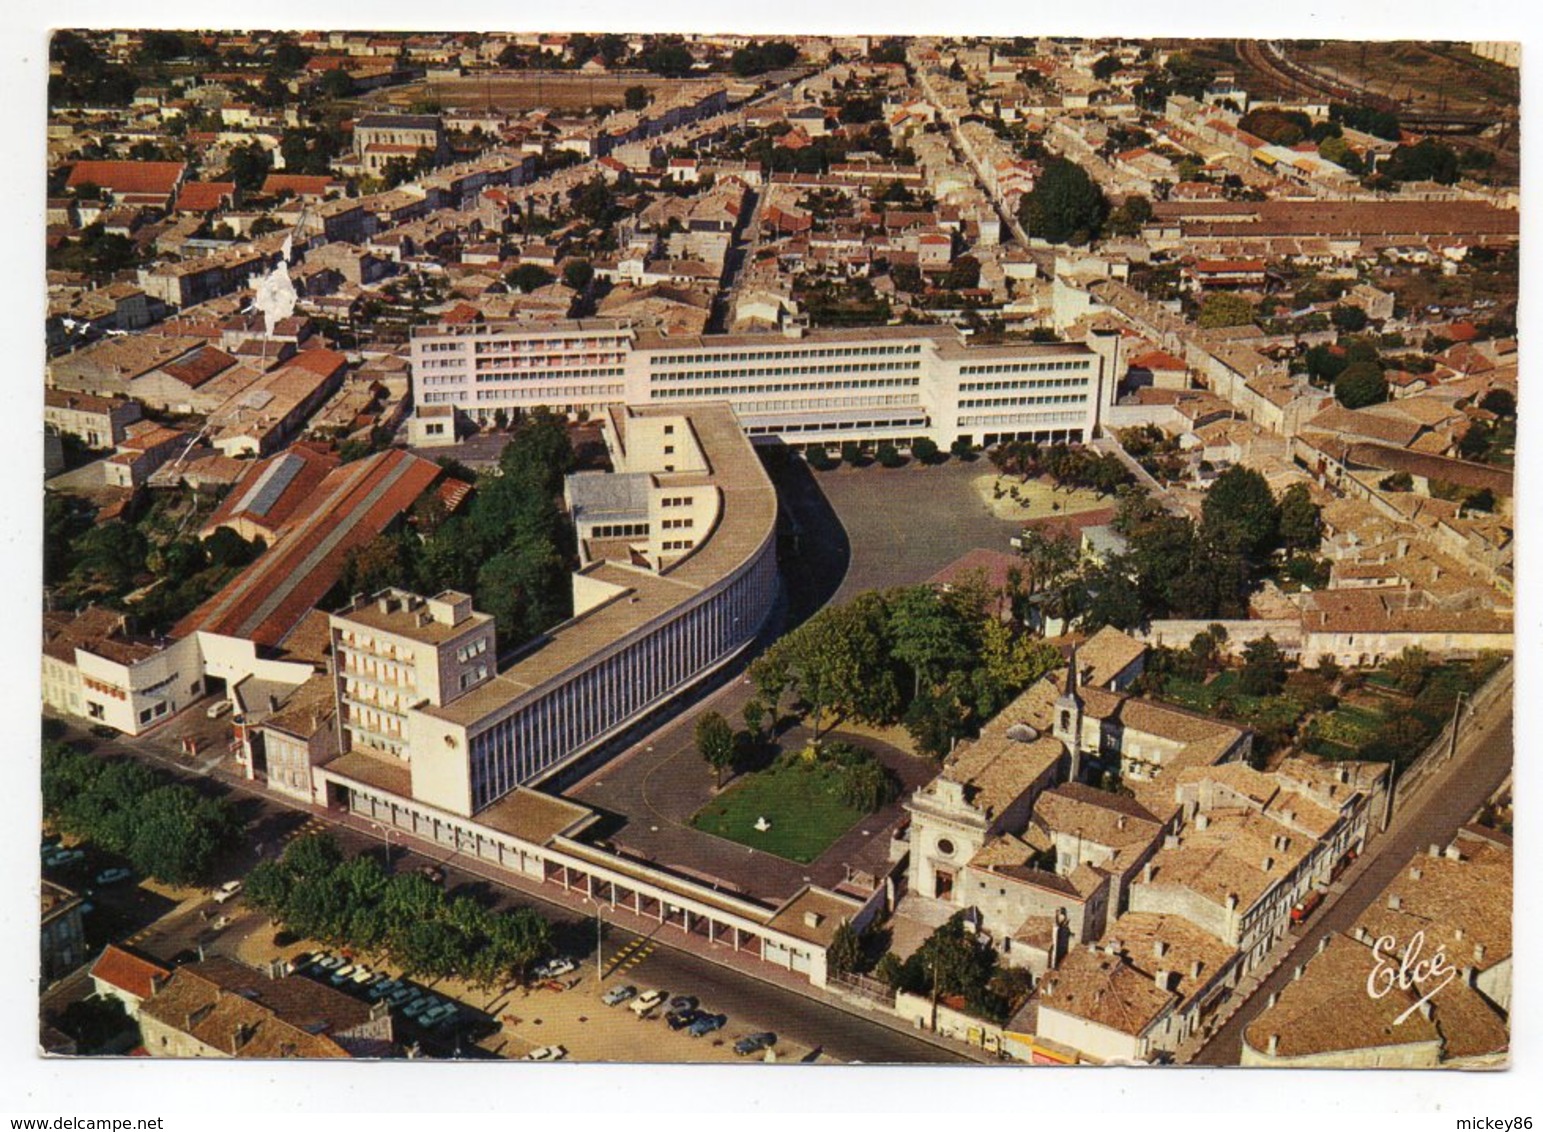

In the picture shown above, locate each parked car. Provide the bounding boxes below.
[44,848,85,868]
[314,954,343,972]
[420,1003,458,1027]
[534,957,576,980]
[330,963,356,985]
[630,989,668,1017]
[419,864,446,885]
[668,995,698,1012]
[601,984,637,1007]
[90,725,117,739]
[387,986,418,1007]
[285,952,315,975]
[369,978,401,1000]
[735,1032,778,1056]
[688,1013,727,1038]
[212,880,243,904]
[665,1007,701,1031]
[525,1045,567,1062]
[206,699,232,719]
[94,867,133,886]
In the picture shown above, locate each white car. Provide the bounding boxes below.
[212,880,243,903]
[630,989,668,1017]
[525,1045,567,1062]
[535,957,576,980]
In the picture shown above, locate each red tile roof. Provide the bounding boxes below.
[173,449,442,647]
[261,174,338,198]
[174,181,236,212]
[90,944,171,1002]
[159,345,238,389]
[67,160,186,198]
[281,346,349,380]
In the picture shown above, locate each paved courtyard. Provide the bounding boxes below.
[562,453,1022,904]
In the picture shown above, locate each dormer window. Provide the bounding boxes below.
[1060,709,1071,731]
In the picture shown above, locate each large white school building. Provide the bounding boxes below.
[411,318,1118,449]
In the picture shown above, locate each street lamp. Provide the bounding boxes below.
[1446,691,1470,763]
[369,822,398,871]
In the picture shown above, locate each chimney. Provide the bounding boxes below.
[1410,867,1422,881]
[1474,943,1486,963]
[1445,844,1463,861]
[1117,815,1126,831]
[1317,934,1330,955]
[1267,1034,1280,1056]
[1387,894,1402,911]
[1262,856,1274,872]
[1142,861,1154,883]
[1190,959,1203,979]
[1418,1000,1433,1021]
[268,694,279,712]
[1196,814,1210,831]
[1454,927,1464,941]
[1154,969,1171,991]
[1293,964,1304,982]
[1429,844,1441,857]
[1267,991,1279,1009]
[1461,965,1475,987]
[1153,939,1168,960]
[1226,893,1238,912]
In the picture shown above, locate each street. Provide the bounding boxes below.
[46,720,973,1065]
[1190,692,1514,1065]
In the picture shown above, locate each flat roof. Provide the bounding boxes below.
[476,788,596,844]
[333,590,491,646]
[418,403,776,731]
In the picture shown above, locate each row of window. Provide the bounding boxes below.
[475,367,626,383]
[474,386,624,402]
[652,378,920,399]
[959,411,1087,428]
[957,394,1089,409]
[457,665,490,691]
[661,539,695,551]
[455,638,489,664]
[649,343,924,367]
[587,522,648,538]
[959,377,1089,393]
[659,495,694,508]
[652,361,919,382]
[743,417,927,435]
[957,360,1092,375]
[660,517,695,530]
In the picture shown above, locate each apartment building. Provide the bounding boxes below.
[410,317,1112,449]
[43,389,143,449]
[329,589,496,759]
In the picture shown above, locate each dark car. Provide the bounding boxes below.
[89,725,117,739]
[688,1013,727,1038]
[665,1007,702,1031]
[734,1032,777,1056]
[668,995,698,1012]
[420,864,446,885]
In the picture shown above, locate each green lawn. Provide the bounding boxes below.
[689,763,867,864]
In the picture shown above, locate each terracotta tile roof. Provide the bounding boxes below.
[174,181,235,213]
[158,345,239,389]
[138,957,374,1058]
[261,174,337,198]
[67,160,185,198]
[173,449,442,646]
[1034,783,1164,850]
[1037,946,1177,1038]
[1074,626,1147,689]
[90,944,171,1001]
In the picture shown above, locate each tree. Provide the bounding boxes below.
[1239,635,1288,696]
[1197,292,1256,329]
[1331,304,1370,332]
[1202,465,1279,560]
[827,920,862,976]
[695,710,736,788]
[507,263,556,293]
[562,259,594,291]
[319,68,355,99]
[1465,487,1496,514]
[1382,138,1461,185]
[225,143,274,194]
[1104,193,1153,238]
[1479,388,1516,418]
[624,85,650,111]
[741,697,766,738]
[912,911,998,1001]
[1277,483,1322,551]
[911,437,940,464]
[1334,361,1388,409]
[876,442,903,468]
[1091,54,1122,81]
[1017,158,1108,245]
[888,586,972,698]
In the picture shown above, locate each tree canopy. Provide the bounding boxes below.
[1018,158,1108,245]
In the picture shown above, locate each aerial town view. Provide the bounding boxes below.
[36,28,1517,1076]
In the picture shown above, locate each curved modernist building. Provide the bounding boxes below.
[319,401,778,819]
